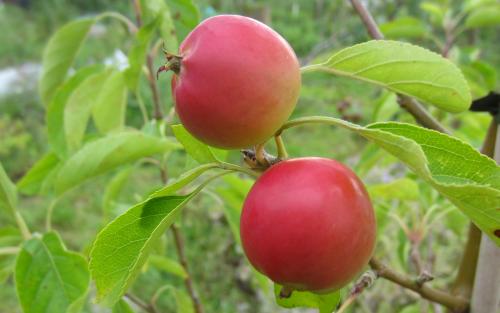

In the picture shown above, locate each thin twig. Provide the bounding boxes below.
[470,123,500,313]
[99,12,138,34]
[397,97,451,134]
[349,0,451,135]
[45,198,58,232]
[337,270,378,313]
[349,0,384,39]
[130,1,204,312]
[409,237,424,274]
[14,211,31,240]
[452,120,496,298]
[0,246,20,255]
[336,295,356,313]
[171,225,205,313]
[370,258,469,312]
[131,0,142,27]
[125,293,158,313]
[146,54,164,120]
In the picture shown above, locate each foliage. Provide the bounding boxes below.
[1,0,499,313]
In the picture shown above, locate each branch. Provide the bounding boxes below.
[369,258,469,312]
[146,54,164,120]
[0,246,20,255]
[171,225,205,313]
[130,2,204,312]
[470,122,500,313]
[337,270,378,313]
[348,0,451,135]
[452,121,496,298]
[14,211,31,240]
[131,0,163,121]
[125,293,158,313]
[349,0,383,39]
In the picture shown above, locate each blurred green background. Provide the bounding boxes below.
[0,0,498,312]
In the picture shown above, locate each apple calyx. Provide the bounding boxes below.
[157,52,182,79]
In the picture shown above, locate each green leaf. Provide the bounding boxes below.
[465,4,500,28]
[141,0,179,51]
[285,117,500,245]
[420,2,445,25]
[55,131,180,195]
[464,0,498,13]
[0,226,22,246]
[92,71,128,134]
[307,40,471,113]
[368,178,420,201]
[173,289,194,313]
[0,256,16,284]
[17,153,60,196]
[103,167,134,221]
[0,162,17,216]
[148,254,187,278]
[166,0,200,41]
[15,232,89,313]
[172,124,222,164]
[0,227,21,283]
[89,194,195,306]
[112,299,135,313]
[373,92,399,122]
[47,65,105,158]
[152,163,219,198]
[354,144,386,176]
[39,18,96,105]
[215,175,270,292]
[380,17,427,39]
[274,285,340,313]
[64,70,112,153]
[215,175,253,244]
[125,20,157,90]
[399,303,420,313]
[461,61,497,99]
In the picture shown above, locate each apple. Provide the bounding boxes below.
[163,15,301,149]
[240,157,376,293]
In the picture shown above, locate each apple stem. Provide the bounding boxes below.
[255,144,270,167]
[336,294,356,313]
[279,285,294,298]
[274,135,288,159]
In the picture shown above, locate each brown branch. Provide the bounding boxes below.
[452,120,496,298]
[470,122,500,313]
[370,258,469,312]
[349,0,451,135]
[349,0,384,39]
[397,97,451,134]
[171,225,205,313]
[337,270,378,313]
[146,54,164,120]
[130,2,204,312]
[441,35,455,58]
[132,0,142,27]
[125,293,158,313]
[131,0,163,121]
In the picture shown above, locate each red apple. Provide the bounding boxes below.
[240,157,376,293]
[168,15,301,149]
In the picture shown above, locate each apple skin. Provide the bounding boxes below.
[240,157,376,293]
[171,15,301,149]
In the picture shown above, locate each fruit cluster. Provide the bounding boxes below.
[160,14,376,294]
